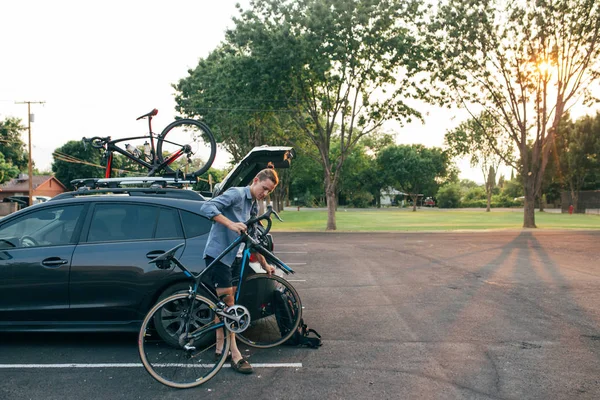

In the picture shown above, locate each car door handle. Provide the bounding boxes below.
[146,251,165,260]
[42,257,69,267]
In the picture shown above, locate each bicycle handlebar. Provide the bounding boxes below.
[82,136,111,149]
[245,205,283,236]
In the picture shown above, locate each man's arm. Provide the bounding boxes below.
[255,252,275,275]
[213,214,247,234]
[199,189,247,233]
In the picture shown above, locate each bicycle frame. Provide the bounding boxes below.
[103,135,187,178]
[171,233,295,342]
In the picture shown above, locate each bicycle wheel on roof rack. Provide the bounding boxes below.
[156,119,217,178]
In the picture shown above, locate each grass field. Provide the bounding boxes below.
[269,208,600,232]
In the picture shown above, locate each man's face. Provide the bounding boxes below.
[250,177,276,200]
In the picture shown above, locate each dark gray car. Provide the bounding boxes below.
[0,146,293,335]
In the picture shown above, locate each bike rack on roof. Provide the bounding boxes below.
[52,186,206,201]
[47,176,207,201]
[71,176,200,190]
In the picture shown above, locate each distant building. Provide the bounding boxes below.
[0,174,67,201]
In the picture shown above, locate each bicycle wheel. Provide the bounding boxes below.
[139,293,230,389]
[157,119,217,177]
[236,274,302,349]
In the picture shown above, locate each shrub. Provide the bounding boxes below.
[437,183,462,208]
[348,191,374,208]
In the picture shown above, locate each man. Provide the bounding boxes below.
[199,168,278,374]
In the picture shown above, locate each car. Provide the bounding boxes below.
[0,146,293,338]
[424,197,435,207]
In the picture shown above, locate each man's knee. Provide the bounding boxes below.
[216,288,234,306]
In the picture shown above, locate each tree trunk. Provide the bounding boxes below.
[570,186,579,213]
[538,193,545,212]
[486,188,492,212]
[523,175,537,228]
[325,174,337,230]
[411,194,418,212]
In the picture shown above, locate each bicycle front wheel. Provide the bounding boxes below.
[236,274,302,349]
[138,293,230,389]
[157,119,217,177]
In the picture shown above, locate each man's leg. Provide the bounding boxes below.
[215,286,243,363]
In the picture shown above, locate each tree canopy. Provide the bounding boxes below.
[431,0,600,227]
[377,144,450,211]
[175,0,433,229]
[0,117,29,182]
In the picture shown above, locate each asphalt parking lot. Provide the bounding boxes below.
[1,231,599,400]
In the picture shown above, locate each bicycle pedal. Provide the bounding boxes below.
[183,344,196,351]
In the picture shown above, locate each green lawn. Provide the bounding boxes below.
[270,209,600,231]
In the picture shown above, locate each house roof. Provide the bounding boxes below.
[0,175,67,192]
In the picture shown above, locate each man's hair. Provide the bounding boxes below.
[256,168,279,186]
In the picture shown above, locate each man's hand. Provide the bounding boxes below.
[262,263,276,275]
[228,222,247,234]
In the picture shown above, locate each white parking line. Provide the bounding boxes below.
[0,363,302,369]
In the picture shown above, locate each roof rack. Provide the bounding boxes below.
[53,187,205,201]
[71,177,199,190]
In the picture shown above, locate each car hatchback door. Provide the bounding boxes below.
[0,204,86,325]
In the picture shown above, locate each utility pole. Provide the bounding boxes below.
[15,101,45,207]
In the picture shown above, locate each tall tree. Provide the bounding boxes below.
[431,0,600,227]
[0,117,29,178]
[224,0,431,229]
[174,46,292,162]
[445,112,514,211]
[377,144,450,211]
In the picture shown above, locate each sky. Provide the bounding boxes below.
[1,0,599,185]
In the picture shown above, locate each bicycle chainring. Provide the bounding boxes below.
[223,305,251,334]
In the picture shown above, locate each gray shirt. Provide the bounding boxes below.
[199,186,257,267]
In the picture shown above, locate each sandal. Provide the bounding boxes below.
[230,358,253,374]
[215,351,232,362]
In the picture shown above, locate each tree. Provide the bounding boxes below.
[52,141,104,189]
[223,0,431,229]
[377,144,450,211]
[431,0,600,227]
[445,113,513,211]
[174,46,293,163]
[0,117,29,180]
[553,112,600,211]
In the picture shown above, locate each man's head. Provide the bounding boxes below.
[250,168,279,200]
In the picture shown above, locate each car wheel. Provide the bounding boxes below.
[152,283,216,348]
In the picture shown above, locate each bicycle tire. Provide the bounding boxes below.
[138,293,230,389]
[156,119,217,177]
[236,274,302,349]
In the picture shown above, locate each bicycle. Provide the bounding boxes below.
[82,109,217,179]
[138,206,302,389]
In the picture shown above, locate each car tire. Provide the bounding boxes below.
[153,282,215,348]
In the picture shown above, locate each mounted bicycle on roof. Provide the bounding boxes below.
[82,109,217,179]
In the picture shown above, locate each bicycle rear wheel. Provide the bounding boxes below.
[157,119,217,177]
[138,293,230,389]
[236,274,302,349]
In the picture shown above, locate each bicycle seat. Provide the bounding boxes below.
[136,108,159,120]
[149,243,185,264]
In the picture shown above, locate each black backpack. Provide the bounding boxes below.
[273,287,322,348]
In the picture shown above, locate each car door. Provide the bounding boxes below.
[69,202,184,325]
[0,204,86,325]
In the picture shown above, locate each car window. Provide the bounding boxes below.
[0,205,85,249]
[180,210,212,238]
[155,207,184,239]
[87,203,159,242]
